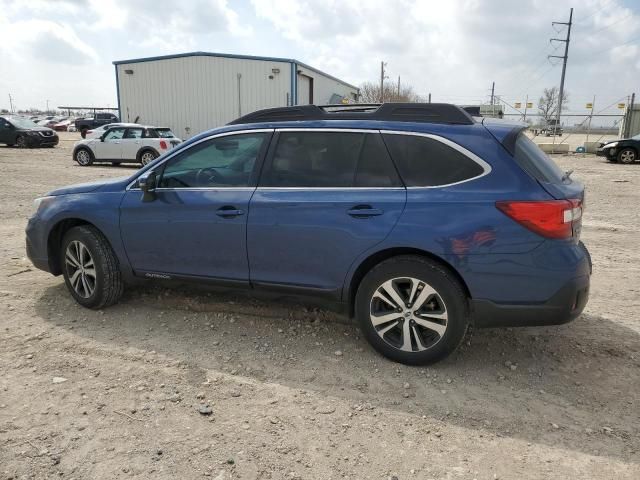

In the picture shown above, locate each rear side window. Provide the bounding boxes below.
[383,133,485,187]
[261,131,401,188]
[513,133,565,184]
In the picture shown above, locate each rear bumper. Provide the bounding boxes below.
[472,273,590,327]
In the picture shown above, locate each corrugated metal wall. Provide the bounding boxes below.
[116,56,291,138]
[296,65,359,105]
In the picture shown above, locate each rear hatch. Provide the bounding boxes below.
[484,120,584,241]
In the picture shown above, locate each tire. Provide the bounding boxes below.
[355,255,469,365]
[60,225,123,309]
[80,128,88,139]
[16,135,27,148]
[74,147,94,166]
[617,147,636,164]
[139,150,158,166]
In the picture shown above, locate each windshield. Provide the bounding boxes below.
[156,128,175,138]
[6,116,38,129]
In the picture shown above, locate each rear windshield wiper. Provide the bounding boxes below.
[562,169,574,182]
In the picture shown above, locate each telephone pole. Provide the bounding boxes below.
[380,61,387,103]
[550,7,573,131]
[490,82,495,105]
[397,76,401,99]
[8,93,14,113]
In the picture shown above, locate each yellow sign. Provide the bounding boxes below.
[618,103,626,109]
[586,103,593,109]
[526,102,533,108]
[341,98,349,104]
[514,102,521,109]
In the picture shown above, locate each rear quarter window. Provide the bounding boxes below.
[382,133,486,187]
[513,134,565,184]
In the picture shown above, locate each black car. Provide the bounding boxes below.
[75,113,120,138]
[596,135,640,163]
[0,116,59,148]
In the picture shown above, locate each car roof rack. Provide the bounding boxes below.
[228,103,475,126]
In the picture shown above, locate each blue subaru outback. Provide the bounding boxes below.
[26,104,591,365]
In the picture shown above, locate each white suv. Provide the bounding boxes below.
[72,125,182,166]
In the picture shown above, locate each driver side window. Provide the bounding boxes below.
[159,132,269,188]
[104,128,125,141]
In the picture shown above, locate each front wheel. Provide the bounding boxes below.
[355,256,469,365]
[60,226,123,309]
[617,148,636,164]
[74,148,94,166]
[16,135,27,148]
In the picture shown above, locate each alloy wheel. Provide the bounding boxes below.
[620,150,636,163]
[141,152,155,165]
[65,240,96,298]
[76,150,90,165]
[369,277,448,352]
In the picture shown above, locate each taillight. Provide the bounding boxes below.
[159,140,168,150]
[496,199,583,239]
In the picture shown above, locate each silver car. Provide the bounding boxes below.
[72,125,182,166]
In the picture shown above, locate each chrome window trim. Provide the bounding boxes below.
[380,130,492,189]
[256,187,405,191]
[126,128,274,190]
[275,127,379,134]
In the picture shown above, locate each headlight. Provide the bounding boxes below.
[606,142,618,148]
[26,131,40,136]
[32,196,54,216]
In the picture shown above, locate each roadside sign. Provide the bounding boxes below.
[526,102,533,108]
[618,103,626,109]
[586,103,593,109]
[514,102,521,109]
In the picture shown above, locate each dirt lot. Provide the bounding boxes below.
[1,132,639,479]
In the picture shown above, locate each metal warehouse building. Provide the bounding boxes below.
[113,51,360,138]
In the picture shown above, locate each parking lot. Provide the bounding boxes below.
[1,132,639,479]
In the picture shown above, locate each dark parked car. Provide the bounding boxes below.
[26,103,590,365]
[0,115,59,147]
[75,113,120,138]
[596,135,640,163]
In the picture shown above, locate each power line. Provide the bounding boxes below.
[592,34,640,55]
[573,0,617,25]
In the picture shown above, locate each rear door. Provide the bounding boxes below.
[122,127,144,160]
[95,127,125,160]
[247,129,406,295]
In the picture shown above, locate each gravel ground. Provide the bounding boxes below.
[1,132,639,479]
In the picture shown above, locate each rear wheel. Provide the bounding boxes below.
[355,256,469,365]
[617,148,636,164]
[60,226,123,309]
[74,148,94,166]
[139,150,158,166]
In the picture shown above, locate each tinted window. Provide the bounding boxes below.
[155,128,175,138]
[383,134,485,187]
[159,133,268,188]
[104,128,125,140]
[513,133,565,184]
[261,131,401,188]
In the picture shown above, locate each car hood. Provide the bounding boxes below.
[19,126,56,133]
[47,176,131,196]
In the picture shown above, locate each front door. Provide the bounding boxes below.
[121,127,144,160]
[120,130,272,282]
[0,119,14,144]
[247,130,406,295]
[95,127,125,160]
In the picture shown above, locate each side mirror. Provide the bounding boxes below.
[138,170,157,202]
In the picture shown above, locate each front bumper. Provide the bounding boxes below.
[24,134,59,147]
[26,215,52,273]
[596,147,614,158]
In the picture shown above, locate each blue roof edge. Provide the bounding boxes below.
[113,51,360,91]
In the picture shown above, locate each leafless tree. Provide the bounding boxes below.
[538,87,569,124]
[358,81,425,103]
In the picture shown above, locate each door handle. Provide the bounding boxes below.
[347,205,383,218]
[216,206,245,218]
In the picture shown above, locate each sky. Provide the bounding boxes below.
[1,0,638,124]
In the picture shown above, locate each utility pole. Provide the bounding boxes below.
[428,93,431,103]
[624,92,635,138]
[46,99,50,113]
[550,7,573,134]
[523,94,529,123]
[490,82,495,105]
[585,95,595,154]
[379,61,387,103]
[8,93,14,113]
[397,76,401,100]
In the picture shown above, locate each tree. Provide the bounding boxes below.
[538,87,569,124]
[358,81,425,103]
